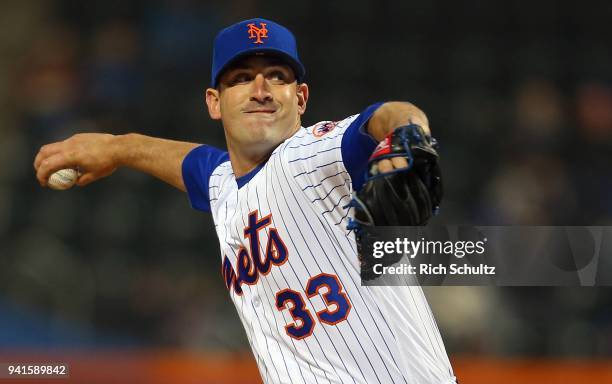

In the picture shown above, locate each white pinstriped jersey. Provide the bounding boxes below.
[183,109,456,384]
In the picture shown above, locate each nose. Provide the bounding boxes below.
[249,73,273,104]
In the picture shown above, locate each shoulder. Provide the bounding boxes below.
[307,116,358,138]
[293,102,385,150]
[182,145,230,212]
[208,161,235,211]
[284,115,359,153]
[272,117,356,192]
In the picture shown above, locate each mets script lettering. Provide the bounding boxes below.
[222,210,288,295]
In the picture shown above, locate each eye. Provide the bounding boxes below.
[266,69,289,83]
[229,72,252,85]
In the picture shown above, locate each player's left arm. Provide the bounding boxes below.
[365,101,430,172]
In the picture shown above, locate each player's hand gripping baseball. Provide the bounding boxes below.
[34,133,119,187]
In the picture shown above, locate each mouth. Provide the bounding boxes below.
[244,109,276,114]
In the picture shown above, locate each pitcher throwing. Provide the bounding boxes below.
[34,18,457,384]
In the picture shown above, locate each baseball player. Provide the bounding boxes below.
[34,18,457,384]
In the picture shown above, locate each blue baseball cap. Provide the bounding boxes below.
[211,18,306,88]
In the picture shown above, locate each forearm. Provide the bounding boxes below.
[114,133,200,191]
[367,101,430,141]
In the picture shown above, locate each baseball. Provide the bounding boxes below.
[48,168,79,190]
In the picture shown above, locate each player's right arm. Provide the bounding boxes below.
[34,133,200,191]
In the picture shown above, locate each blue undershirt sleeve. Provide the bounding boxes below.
[181,145,230,212]
[340,102,385,191]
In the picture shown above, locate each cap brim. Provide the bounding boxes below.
[213,48,305,88]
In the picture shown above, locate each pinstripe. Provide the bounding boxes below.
[426,310,454,377]
[221,185,266,381]
[320,193,351,215]
[305,187,410,382]
[418,287,451,367]
[311,179,350,203]
[287,134,339,148]
[407,288,447,371]
[293,168,318,178]
[243,182,314,384]
[266,160,356,384]
[302,170,348,191]
[288,153,318,163]
[312,211,410,384]
[277,152,399,384]
[204,115,455,384]
[234,285,262,380]
[234,154,333,382]
[330,206,435,382]
[285,136,412,383]
[256,184,330,384]
[288,146,342,163]
[258,265,314,384]
[334,206,352,226]
[317,160,343,169]
[273,154,377,384]
[229,185,283,384]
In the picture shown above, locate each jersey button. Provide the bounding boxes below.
[253,295,261,307]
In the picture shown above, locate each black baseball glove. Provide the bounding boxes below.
[346,124,443,280]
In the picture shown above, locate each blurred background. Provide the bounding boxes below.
[1,0,611,382]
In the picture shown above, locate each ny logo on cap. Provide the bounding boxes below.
[247,22,268,44]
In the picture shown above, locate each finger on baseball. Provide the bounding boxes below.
[34,142,62,170]
[76,173,96,186]
[36,153,75,187]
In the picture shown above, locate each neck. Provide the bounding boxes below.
[227,122,302,177]
[228,149,271,178]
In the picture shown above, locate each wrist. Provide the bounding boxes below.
[368,102,430,141]
[111,133,137,167]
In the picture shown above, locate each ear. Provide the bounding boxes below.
[296,83,309,116]
[205,88,222,120]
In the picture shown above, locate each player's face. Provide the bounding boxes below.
[205,56,309,160]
